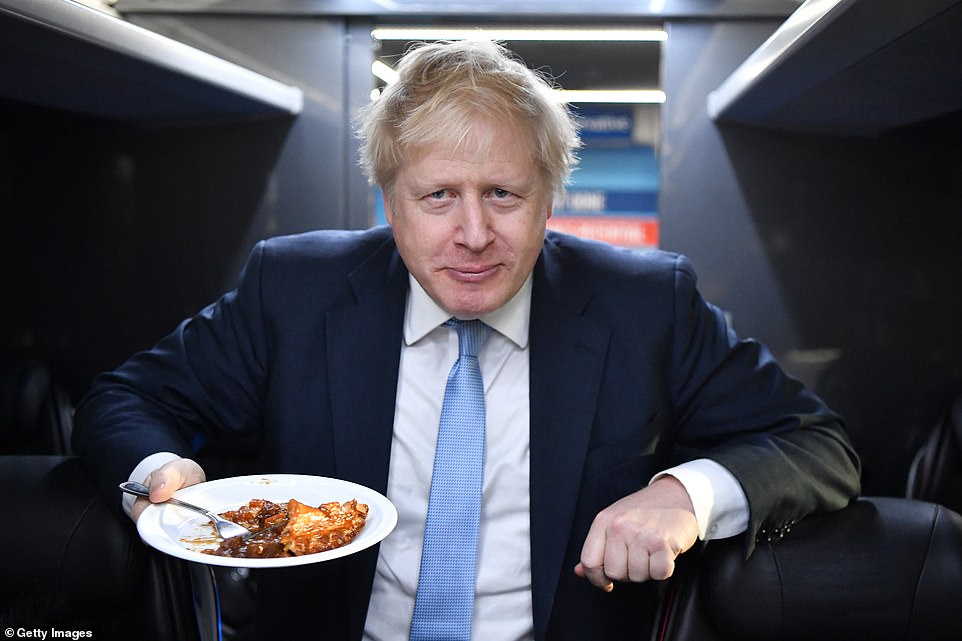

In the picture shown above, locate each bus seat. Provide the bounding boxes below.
[658,496,962,641]
[0,455,207,641]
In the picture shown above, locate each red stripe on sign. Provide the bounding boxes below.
[548,216,659,248]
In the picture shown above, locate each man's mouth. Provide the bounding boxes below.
[445,265,499,282]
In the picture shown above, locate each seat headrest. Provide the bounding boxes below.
[0,358,73,454]
[704,497,962,641]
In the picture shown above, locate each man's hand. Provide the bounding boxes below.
[129,458,207,522]
[574,475,699,591]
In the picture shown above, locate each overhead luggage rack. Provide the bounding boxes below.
[0,0,303,124]
[707,0,962,136]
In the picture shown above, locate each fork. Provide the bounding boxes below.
[119,480,251,539]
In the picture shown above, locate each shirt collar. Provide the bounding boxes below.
[403,274,532,349]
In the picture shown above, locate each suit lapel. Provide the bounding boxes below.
[528,245,611,640]
[325,236,408,494]
[324,236,408,641]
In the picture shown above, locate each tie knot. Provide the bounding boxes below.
[446,319,490,358]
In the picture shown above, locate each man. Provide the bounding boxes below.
[73,41,860,641]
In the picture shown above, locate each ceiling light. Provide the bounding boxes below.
[371,59,399,84]
[556,89,666,104]
[371,26,667,42]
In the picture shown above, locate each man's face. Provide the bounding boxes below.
[385,118,552,318]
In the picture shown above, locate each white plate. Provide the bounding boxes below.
[136,474,398,568]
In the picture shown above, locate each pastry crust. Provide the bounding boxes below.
[282,499,369,555]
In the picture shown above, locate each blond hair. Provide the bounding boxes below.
[356,40,581,201]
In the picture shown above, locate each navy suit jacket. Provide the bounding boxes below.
[74,226,859,640]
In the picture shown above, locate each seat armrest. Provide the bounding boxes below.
[703,497,962,641]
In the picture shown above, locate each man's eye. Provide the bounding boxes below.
[427,189,447,199]
[491,188,512,198]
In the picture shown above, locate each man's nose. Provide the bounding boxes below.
[457,197,494,250]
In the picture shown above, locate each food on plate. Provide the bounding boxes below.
[203,497,368,559]
[282,497,369,555]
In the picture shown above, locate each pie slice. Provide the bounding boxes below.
[281,498,369,556]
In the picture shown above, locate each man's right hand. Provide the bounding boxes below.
[130,458,207,522]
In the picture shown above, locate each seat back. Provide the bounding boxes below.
[0,456,202,641]
[0,357,73,454]
[658,497,962,641]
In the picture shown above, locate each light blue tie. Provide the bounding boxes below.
[410,319,490,641]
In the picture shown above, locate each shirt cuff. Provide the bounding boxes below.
[122,451,182,515]
[651,458,749,540]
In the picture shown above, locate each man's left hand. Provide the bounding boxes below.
[574,475,699,591]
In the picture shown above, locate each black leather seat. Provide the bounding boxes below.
[658,496,962,641]
[0,456,205,641]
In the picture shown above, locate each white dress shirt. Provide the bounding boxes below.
[127,270,749,640]
[364,275,536,641]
